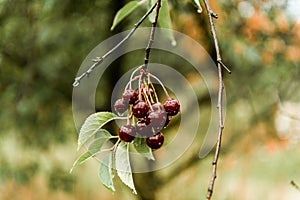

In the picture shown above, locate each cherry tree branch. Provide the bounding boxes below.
[72,2,158,87]
[202,0,230,199]
[143,0,161,70]
[203,1,231,74]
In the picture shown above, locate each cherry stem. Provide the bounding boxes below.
[142,87,153,110]
[128,65,143,89]
[148,75,159,103]
[96,138,121,155]
[138,73,143,101]
[125,75,141,91]
[149,73,170,99]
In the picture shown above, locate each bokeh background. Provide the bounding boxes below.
[1,0,300,199]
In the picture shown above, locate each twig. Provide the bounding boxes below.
[143,0,161,70]
[291,180,300,192]
[203,0,228,199]
[72,2,158,87]
[203,0,231,74]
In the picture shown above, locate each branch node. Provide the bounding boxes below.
[218,60,231,74]
[211,13,218,19]
[73,78,80,87]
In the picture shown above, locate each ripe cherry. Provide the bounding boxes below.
[163,99,180,116]
[135,121,151,138]
[146,132,164,149]
[114,98,128,114]
[151,102,164,112]
[132,101,149,118]
[118,125,135,142]
[123,89,138,104]
[146,110,167,131]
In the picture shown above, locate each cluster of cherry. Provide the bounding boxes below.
[114,82,180,149]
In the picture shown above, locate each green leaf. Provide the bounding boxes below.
[77,112,116,150]
[132,138,155,160]
[70,129,112,173]
[89,129,112,153]
[158,0,176,46]
[70,151,92,173]
[191,0,203,13]
[111,1,145,31]
[99,153,115,192]
[115,142,137,194]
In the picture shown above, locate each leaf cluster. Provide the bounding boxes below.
[71,112,155,194]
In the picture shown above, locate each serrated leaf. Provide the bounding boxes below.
[115,142,137,194]
[191,0,203,13]
[158,0,176,45]
[99,153,115,192]
[77,112,116,150]
[132,138,155,160]
[70,129,112,173]
[111,1,145,31]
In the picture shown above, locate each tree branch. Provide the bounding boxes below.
[203,0,231,74]
[72,1,158,87]
[143,0,161,70]
[202,0,229,199]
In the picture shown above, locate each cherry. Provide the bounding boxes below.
[135,121,151,138]
[114,98,128,114]
[118,125,135,142]
[163,99,180,116]
[151,102,164,112]
[146,132,164,149]
[123,89,138,104]
[146,110,167,131]
[132,101,149,118]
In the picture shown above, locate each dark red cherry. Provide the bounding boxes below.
[122,89,138,104]
[151,102,164,111]
[132,101,149,118]
[135,121,152,138]
[163,99,180,116]
[147,110,167,131]
[118,125,135,142]
[146,132,164,149]
[114,98,128,114]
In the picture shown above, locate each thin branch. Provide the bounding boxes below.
[203,1,231,74]
[72,2,158,87]
[203,0,228,199]
[291,180,300,192]
[143,0,161,70]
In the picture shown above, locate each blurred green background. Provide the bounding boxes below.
[1,0,300,199]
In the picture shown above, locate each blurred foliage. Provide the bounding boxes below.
[0,0,300,199]
[47,166,76,192]
[0,0,117,149]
